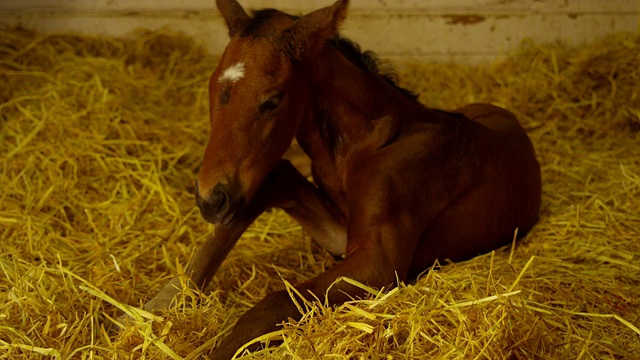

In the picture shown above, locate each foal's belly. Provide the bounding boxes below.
[408,108,541,277]
[408,172,538,278]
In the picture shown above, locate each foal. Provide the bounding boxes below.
[140,0,541,358]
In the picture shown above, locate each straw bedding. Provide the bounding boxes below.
[1,27,639,359]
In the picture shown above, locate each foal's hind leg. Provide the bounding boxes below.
[208,211,414,360]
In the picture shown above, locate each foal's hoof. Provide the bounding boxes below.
[106,306,165,337]
[106,313,130,336]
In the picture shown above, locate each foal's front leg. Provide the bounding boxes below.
[141,160,345,311]
[141,219,251,312]
[208,160,429,359]
[141,186,268,312]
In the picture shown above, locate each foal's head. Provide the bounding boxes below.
[196,0,349,225]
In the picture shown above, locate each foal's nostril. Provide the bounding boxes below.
[195,182,233,224]
[211,183,230,211]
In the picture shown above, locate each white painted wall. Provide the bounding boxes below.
[1,0,638,63]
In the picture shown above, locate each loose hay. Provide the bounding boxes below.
[1,27,639,359]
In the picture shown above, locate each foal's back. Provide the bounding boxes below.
[407,103,541,276]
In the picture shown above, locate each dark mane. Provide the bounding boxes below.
[242,9,419,101]
[327,37,419,101]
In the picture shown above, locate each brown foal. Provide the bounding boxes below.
[137,1,541,358]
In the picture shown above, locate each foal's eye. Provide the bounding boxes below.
[259,94,283,113]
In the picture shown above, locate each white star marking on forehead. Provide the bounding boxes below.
[218,62,246,83]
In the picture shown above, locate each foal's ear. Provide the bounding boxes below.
[216,0,251,37]
[281,0,349,60]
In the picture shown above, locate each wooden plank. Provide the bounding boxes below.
[2,0,639,13]
[342,13,638,58]
[2,10,636,64]
[1,1,637,63]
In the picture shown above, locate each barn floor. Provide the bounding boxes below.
[1,27,639,359]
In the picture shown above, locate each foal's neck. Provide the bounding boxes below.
[301,47,418,155]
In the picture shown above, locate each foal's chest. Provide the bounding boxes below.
[297,140,349,214]
[311,157,348,211]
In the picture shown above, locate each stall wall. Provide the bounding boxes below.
[1,0,638,63]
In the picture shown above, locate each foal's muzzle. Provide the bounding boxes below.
[195,182,244,225]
